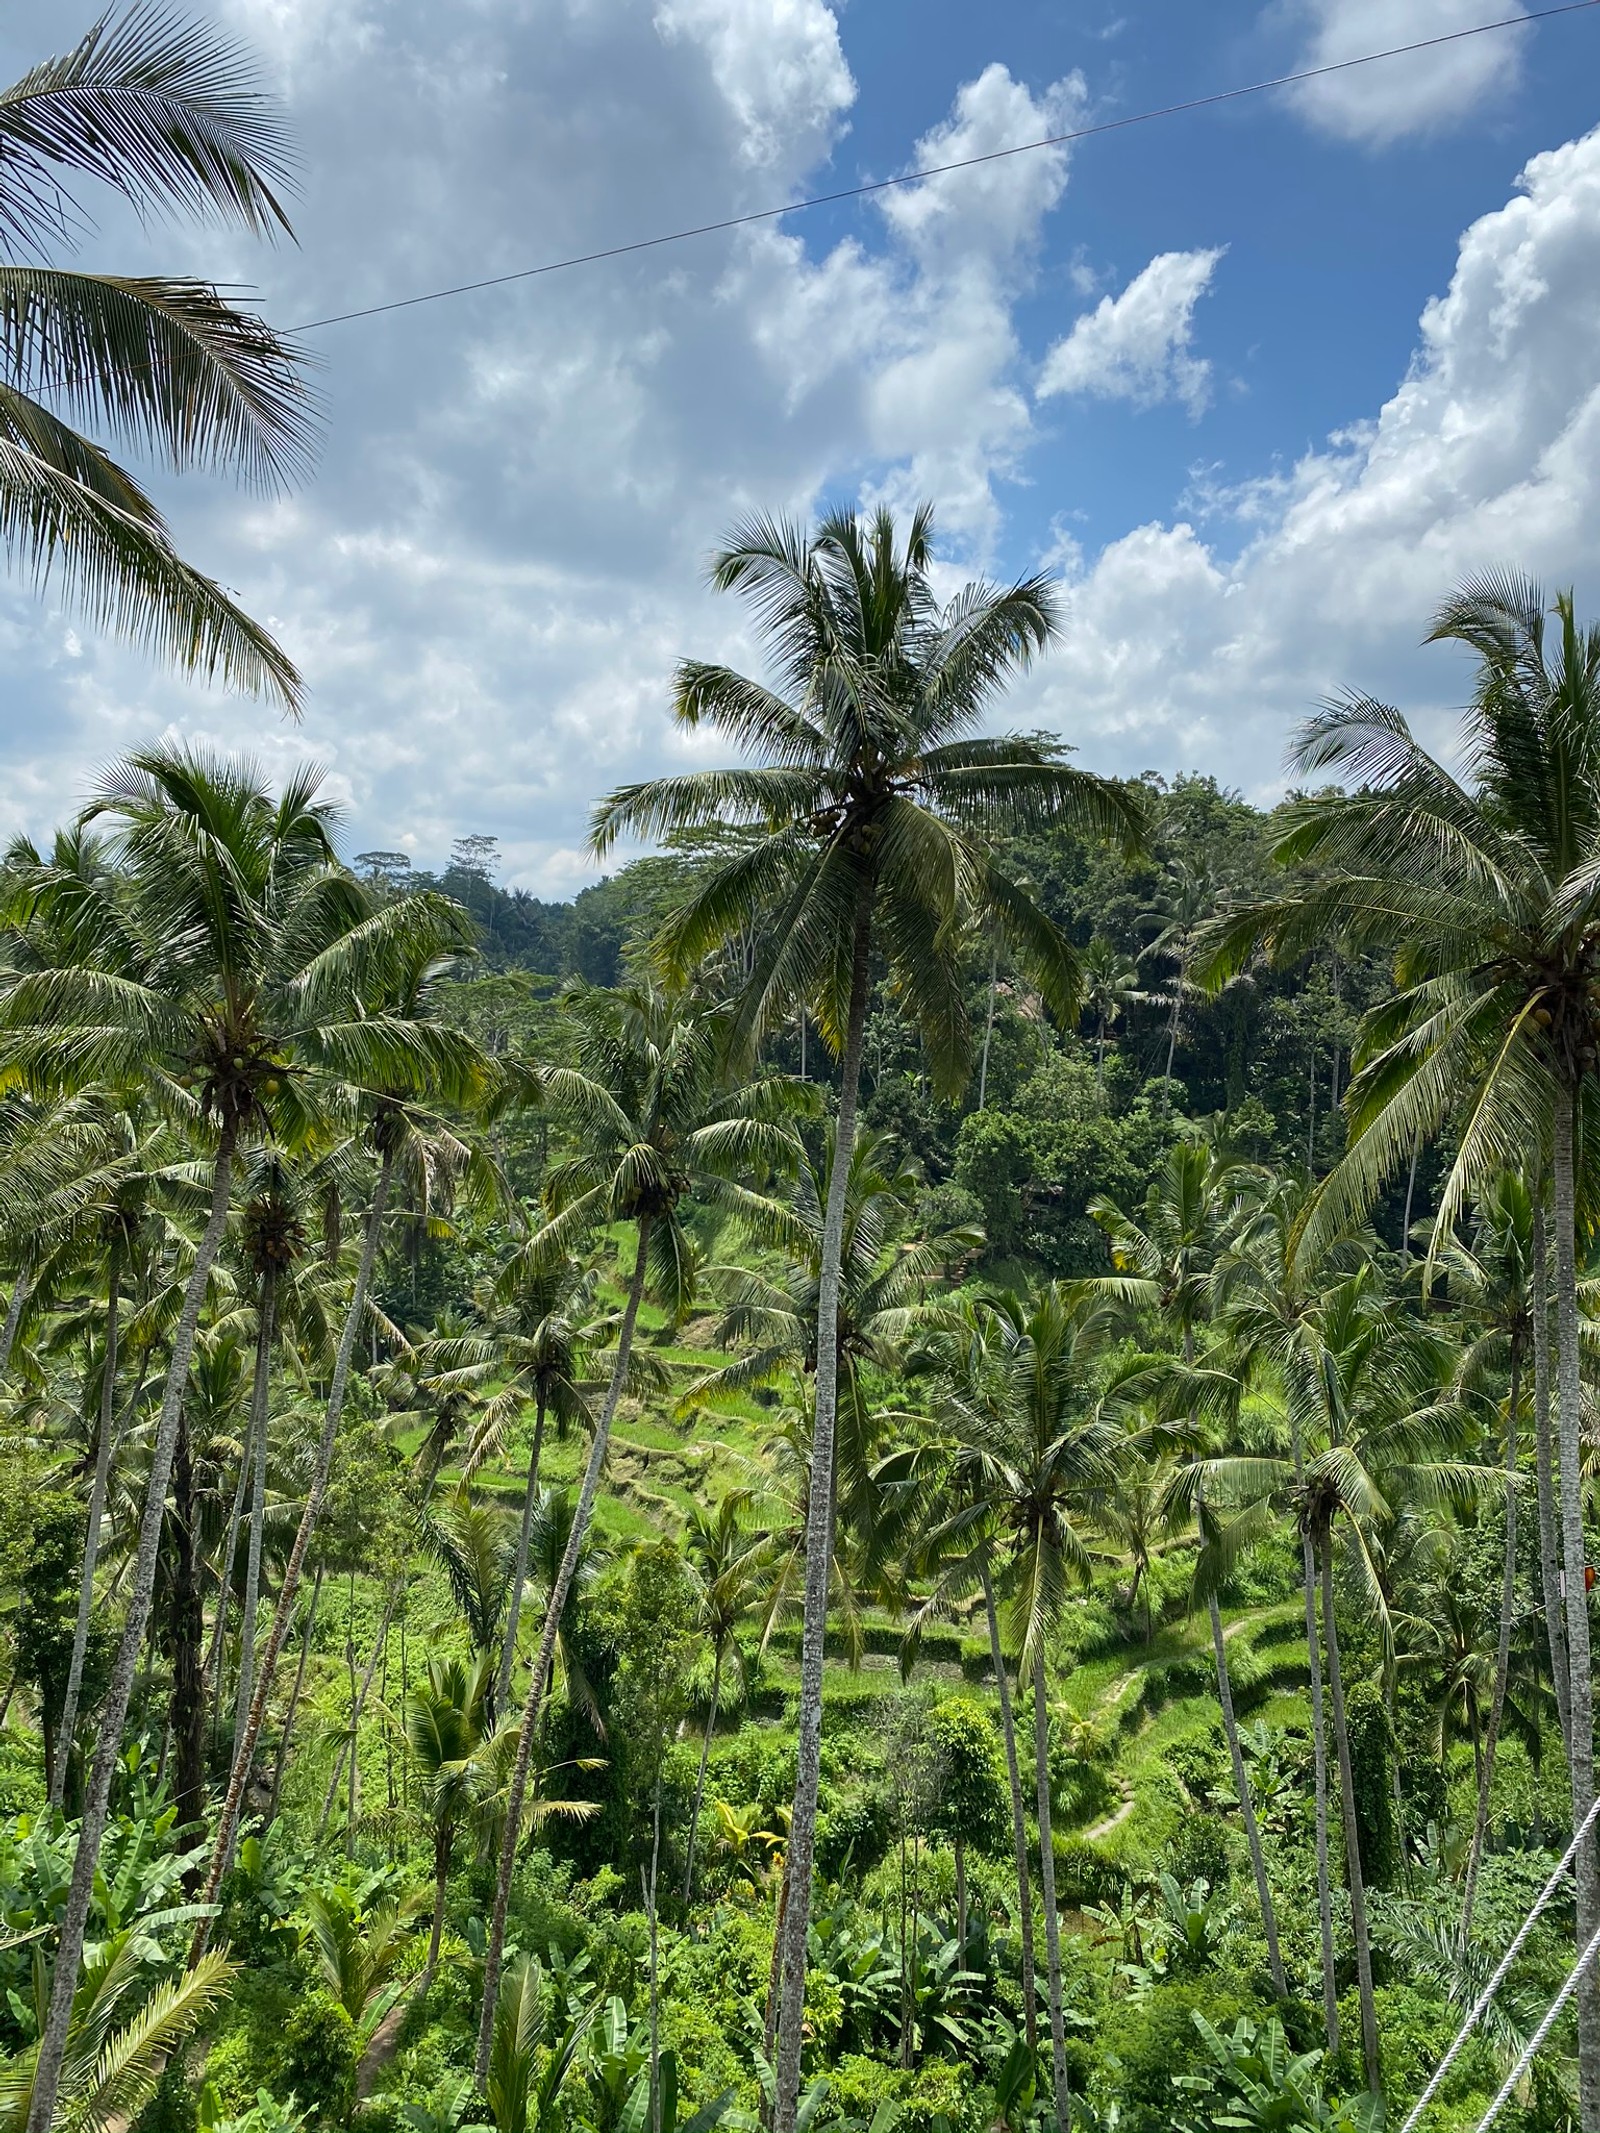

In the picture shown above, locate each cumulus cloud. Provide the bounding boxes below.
[0,2,1079,886]
[1280,0,1528,146]
[1038,248,1225,418]
[1017,126,1600,791]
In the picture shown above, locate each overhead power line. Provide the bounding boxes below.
[288,0,1600,336]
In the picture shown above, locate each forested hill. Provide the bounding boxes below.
[404,772,1412,1287]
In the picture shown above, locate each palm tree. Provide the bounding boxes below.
[473,978,802,2082]
[1426,1171,1536,1940]
[415,1250,606,1711]
[1210,1265,1471,2099]
[0,7,314,705]
[197,910,496,1935]
[1078,938,1141,1089]
[906,1283,1121,2129]
[591,505,1142,2131]
[1202,574,1600,2126]
[405,1651,501,1986]
[680,1489,771,1906]
[1139,857,1216,1092]
[0,746,465,2133]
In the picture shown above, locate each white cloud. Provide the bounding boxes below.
[1280,0,1527,146]
[0,4,1081,883]
[1038,248,1225,418]
[1018,126,1600,792]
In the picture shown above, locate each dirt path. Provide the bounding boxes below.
[1084,1788,1137,1842]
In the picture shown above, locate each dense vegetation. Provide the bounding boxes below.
[4,14,1600,2133]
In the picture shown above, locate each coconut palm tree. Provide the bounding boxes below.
[414,1251,607,1711]
[1139,858,1216,1092]
[0,6,315,706]
[1207,1265,1471,2099]
[1,747,479,2133]
[1201,574,1600,2125]
[405,1651,502,1987]
[590,504,1142,2133]
[1078,939,1141,1089]
[680,1489,772,1906]
[473,978,803,2082]
[196,913,497,1939]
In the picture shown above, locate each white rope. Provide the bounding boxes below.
[1473,1916,1600,2133]
[1399,1793,1600,2133]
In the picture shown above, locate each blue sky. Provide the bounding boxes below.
[2,0,1599,889]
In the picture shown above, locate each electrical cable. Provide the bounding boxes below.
[286,0,1600,336]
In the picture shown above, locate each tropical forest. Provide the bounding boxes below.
[3,12,1600,2133]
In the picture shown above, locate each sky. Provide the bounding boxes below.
[5,0,1600,892]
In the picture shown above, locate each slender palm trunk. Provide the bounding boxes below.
[1302,1529,1340,2054]
[1532,1200,1572,1757]
[683,1640,724,1907]
[647,1782,664,2133]
[1032,1644,1071,2132]
[319,1587,397,1844]
[495,1394,547,1715]
[0,1269,30,1381]
[1320,1533,1380,2098]
[978,945,998,1111]
[1552,1096,1600,2132]
[52,1251,120,1808]
[1209,1592,1286,1995]
[761,1857,790,2117]
[27,1132,236,2133]
[205,1416,250,1744]
[772,881,874,2133]
[475,1215,653,2084]
[982,1560,1037,2052]
[1462,1344,1521,1942]
[193,1148,394,1956]
[269,1562,323,1821]
[170,1402,206,1835]
[1163,977,1181,1089]
[423,1829,452,1988]
[231,1265,278,1768]
[1400,1137,1420,1265]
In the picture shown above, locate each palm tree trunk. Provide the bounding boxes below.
[26,1131,236,2133]
[1209,1592,1286,1996]
[231,1263,278,1769]
[982,1560,1037,2053]
[193,1146,395,1955]
[423,1831,451,1989]
[475,1213,653,2084]
[647,1782,664,2133]
[772,885,874,2133]
[1320,1533,1380,2098]
[1532,1198,1572,1758]
[51,1250,120,1809]
[1552,1095,1600,2133]
[1302,1529,1340,2055]
[1032,1643,1071,2133]
[495,1394,547,1715]
[683,1640,724,1907]
[204,1411,251,1743]
[978,944,998,1111]
[1400,1136,1420,1266]
[1462,1343,1521,1942]
[170,1401,207,1835]
[0,1269,30,1381]
[319,1585,396,1843]
[268,1561,324,1821]
[761,1857,790,2119]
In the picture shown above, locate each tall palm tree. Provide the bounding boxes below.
[592,506,1142,2130]
[1139,857,1216,1091]
[197,913,496,1936]
[0,746,465,2133]
[904,1283,1121,2130]
[415,1250,606,1711]
[1209,1266,1470,2099]
[1202,574,1600,2126]
[0,6,315,705]
[680,1488,771,1906]
[473,979,802,2082]
[405,1651,502,1988]
[1426,1171,1536,1941]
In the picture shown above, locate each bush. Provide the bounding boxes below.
[1094,1978,1272,2133]
[1052,1836,1121,1908]
[280,1991,357,2128]
[822,2052,971,2131]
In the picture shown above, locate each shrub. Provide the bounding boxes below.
[1094,1978,1271,2133]
[280,1991,357,2128]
